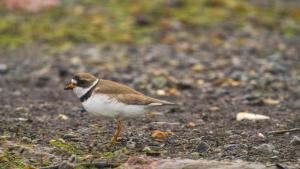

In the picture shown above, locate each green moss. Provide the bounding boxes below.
[49,139,77,155]
[101,151,114,158]
[0,150,26,169]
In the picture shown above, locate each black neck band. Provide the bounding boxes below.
[79,80,99,102]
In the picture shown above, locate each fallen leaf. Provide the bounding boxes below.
[236,112,270,121]
[151,130,172,139]
[186,122,196,128]
[160,34,176,44]
[214,78,241,87]
[167,87,180,96]
[23,165,38,169]
[263,99,280,105]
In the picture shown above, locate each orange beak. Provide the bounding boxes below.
[64,82,76,90]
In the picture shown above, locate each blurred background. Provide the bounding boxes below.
[0,0,299,47]
[1,0,300,168]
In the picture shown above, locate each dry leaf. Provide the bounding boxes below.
[214,78,240,87]
[167,87,180,96]
[263,99,280,105]
[161,34,176,44]
[151,130,172,139]
[24,165,38,169]
[186,122,196,128]
[236,112,270,121]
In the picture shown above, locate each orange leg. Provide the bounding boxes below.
[108,120,122,147]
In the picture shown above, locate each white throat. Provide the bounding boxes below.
[73,79,99,98]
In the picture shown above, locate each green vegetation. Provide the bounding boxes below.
[49,138,78,154]
[0,150,26,169]
[0,0,299,47]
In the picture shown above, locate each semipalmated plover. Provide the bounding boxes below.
[65,73,176,146]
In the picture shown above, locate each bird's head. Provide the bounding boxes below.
[64,73,98,98]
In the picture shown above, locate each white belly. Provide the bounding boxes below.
[82,94,148,119]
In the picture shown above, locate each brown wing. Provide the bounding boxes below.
[95,79,175,106]
[95,79,143,95]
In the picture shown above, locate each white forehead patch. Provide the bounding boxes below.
[71,79,77,84]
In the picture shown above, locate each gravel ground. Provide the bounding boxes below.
[0,28,300,168]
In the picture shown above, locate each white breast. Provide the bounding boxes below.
[82,94,148,119]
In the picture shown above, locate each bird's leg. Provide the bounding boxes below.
[108,119,122,147]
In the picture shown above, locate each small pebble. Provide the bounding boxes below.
[257,133,266,140]
[191,152,199,159]
[21,136,31,143]
[196,141,209,153]
[0,64,8,74]
[126,141,136,149]
[63,132,78,139]
[255,144,275,153]
[290,136,300,146]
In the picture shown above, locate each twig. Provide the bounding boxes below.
[268,128,300,135]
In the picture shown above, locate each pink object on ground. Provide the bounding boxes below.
[4,0,60,12]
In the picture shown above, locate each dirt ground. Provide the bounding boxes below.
[0,28,300,168]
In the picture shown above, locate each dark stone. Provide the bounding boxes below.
[35,76,50,88]
[196,142,209,153]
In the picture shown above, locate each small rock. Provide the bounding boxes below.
[255,144,275,153]
[57,114,69,121]
[58,66,69,77]
[236,112,270,121]
[152,76,168,89]
[0,64,8,74]
[58,161,74,169]
[191,64,204,73]
[12,91,21,96]
[224,144,239,151]
[143,146,161,157]
[186,122,196,129]
[177,79,194,90]
[190,152,199,159]
[127,141,136,149]
[196,142,209,153]
[209,106,220,112]
[156,89,166,96]
[143,146,152,153]
[262,99,280,105]
[35,76,50,88]
[135,14,151,26]
[14,107,29,114]
[290,136,300,146]
[63,132,78,139]
[257,133,266,140]
[21,136,31,143]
